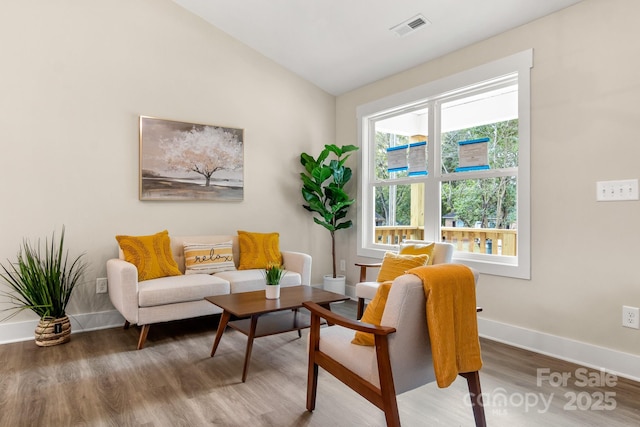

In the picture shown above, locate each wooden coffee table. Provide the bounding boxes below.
[205,285,349,382]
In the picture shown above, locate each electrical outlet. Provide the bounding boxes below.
[340,259,346,271]
[622,306,640,329]
[96,278,108,294]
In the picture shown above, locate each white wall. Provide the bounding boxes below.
[338,0,640,376]
[0,0,334,329]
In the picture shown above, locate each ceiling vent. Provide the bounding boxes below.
[390,14,431,37]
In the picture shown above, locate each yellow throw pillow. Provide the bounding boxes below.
[183,241,236,275]
[399,242,436,265]
[376,252,429,282]
[115,230,182,281]
[237,230,282,270]
[352,282,392,346]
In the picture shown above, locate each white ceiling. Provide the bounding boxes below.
[173,0,583,95]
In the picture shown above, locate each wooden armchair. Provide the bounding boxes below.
[355,241,455,319]
[303,271,486,427]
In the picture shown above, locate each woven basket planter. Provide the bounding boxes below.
[35,315,71,347]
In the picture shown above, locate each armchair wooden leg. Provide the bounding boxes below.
[306,312,321,412]
[123,320,130,329]
[137,324,150,350]
[376,336,401,427]
[307,362,319,412]
[356,298,365,320]
[460,371,486,427]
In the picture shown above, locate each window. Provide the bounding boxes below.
[357,50,532,279]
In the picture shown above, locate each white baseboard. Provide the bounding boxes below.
[478,317,640,383]
[3,307,638,383]
[0,310,125,345]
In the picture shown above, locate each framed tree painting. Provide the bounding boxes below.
[139,116,244,201]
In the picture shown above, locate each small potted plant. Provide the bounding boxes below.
[0,227,86,346]
[264,263,285,299]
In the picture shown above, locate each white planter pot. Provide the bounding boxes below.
[265,284,281,299]
[323,275,346,295]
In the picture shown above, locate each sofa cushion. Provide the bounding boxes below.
[116,230,182,281]
[138,274,230,308]
[352,281,392,346]
[168,235,239,272]
[399,242,436,265]
[355,281,381,301]
[183,241,236,275]
[318,325,380,388]
[237,230,282,270]
[214,269,301,293]
[376,252,429,282]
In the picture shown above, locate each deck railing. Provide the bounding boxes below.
[375,226,517,256]
[374,226,425,245]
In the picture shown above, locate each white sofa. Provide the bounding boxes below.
[107,234,312,349]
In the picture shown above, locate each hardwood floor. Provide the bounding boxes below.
[1,300,639,426]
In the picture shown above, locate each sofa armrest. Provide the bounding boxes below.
[354,262,382,282]
[281,251,312,286]
[106,258,140,324]
[303,301,396,335]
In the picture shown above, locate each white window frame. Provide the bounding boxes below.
[356,49,532,279]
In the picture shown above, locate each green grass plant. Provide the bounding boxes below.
[0,227,86,320]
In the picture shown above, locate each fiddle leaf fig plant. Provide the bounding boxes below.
[300,144,359,278]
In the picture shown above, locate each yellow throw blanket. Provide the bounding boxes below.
[408,264,482,388]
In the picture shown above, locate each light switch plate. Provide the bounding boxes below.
[596,179,639,201]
